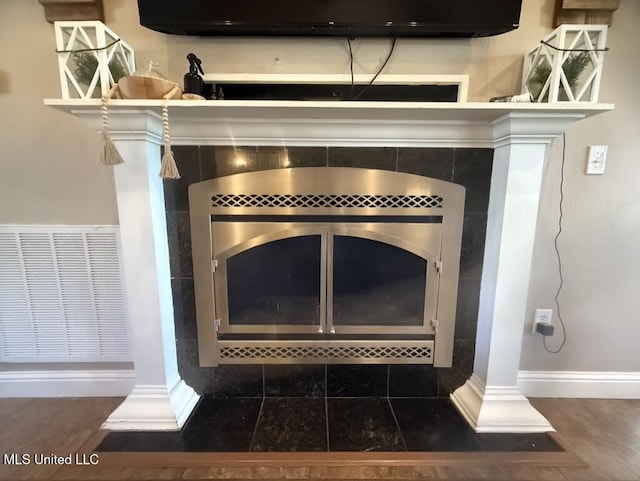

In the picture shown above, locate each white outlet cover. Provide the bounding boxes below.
[532,308,553,333]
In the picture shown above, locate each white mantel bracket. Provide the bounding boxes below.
[45,99,612,432]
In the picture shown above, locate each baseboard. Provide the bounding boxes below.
[518,370,640,399]
[0,369,135,397]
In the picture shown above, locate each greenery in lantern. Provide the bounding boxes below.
[73,52,129,86]
[528,51,591,101]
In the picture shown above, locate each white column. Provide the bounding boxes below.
[94,110,199,430]
[451,113,582,433]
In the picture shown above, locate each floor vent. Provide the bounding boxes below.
[0,226,130,363]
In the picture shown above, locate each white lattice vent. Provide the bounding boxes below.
[0,226,130,363]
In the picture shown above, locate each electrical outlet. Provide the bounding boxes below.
[532,308,553,333]
[586,145,608,175]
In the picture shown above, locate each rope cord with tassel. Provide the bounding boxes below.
[100,84,124,165]
[159,86,181,179]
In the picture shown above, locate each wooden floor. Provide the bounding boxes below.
[0,397,638,480]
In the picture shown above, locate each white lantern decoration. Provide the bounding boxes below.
[522,24,608,103]
[54,21,135,99]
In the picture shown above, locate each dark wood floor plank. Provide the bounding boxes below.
[532,398,640,481]
[0,397,123,481]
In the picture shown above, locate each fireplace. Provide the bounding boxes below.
[47,98,613,432]
[189,166,465,367]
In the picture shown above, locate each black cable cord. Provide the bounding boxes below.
[346,37,355,99]
[540,40,609,52]
[56,38,121,54]
[352,37,397,101]
[544,132,568,354]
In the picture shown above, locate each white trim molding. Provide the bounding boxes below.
[451,374,555,433]
[518,371,640,399]
[0,369,135,397]
[102,379,200,431]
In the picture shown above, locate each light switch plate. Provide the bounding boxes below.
[586,145,608,175]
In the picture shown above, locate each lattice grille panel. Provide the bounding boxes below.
[211,194,443,209]
[219,344,432,363]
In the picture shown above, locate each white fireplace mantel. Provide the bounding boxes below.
[46,99,612,432]
[46,99,612,148]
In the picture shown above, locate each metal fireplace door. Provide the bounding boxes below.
[189,168,464,367]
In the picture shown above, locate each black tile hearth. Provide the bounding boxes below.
[328,398,405,451]
[96,397,564,454]
[250,398,327,452]
[179,398,262,452]
[97,397,262,452]
[391,398,482,451]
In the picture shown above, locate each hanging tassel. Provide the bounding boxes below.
[159,86,181,179]
[100,84,125,166]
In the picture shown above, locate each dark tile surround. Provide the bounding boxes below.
[165,146,492,398]
[97,397,562,453]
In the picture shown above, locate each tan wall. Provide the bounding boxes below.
[521,0,640,372]
[0,1,115,225]
[0,0,638,372]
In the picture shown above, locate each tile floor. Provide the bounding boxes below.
[97,397,562,453]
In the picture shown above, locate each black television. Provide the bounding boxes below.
[137,0,523,38]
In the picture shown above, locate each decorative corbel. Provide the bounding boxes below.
[554,0,620,27]
[38,0,104,23]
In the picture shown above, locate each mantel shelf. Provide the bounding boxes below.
[44,98,614,148]
[44,98,613,122]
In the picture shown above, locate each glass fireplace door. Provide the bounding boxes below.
[215,228,327,334]
[327,233,438,335]
[215,227,439,336]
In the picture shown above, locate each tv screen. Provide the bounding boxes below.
[138,0,522,38]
